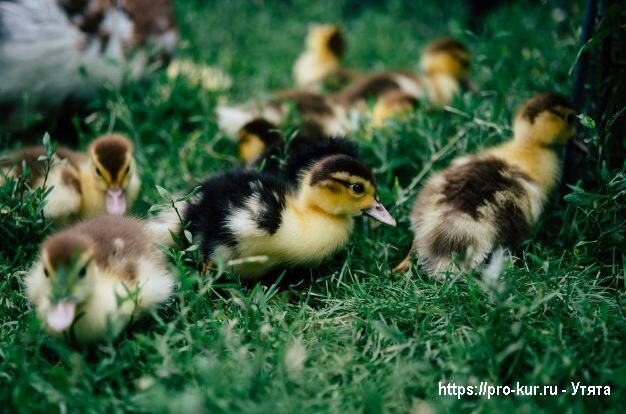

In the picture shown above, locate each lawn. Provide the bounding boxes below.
[1,0,625,412]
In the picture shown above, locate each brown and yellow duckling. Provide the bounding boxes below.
[1,134,140,220]
[337,37,472,124]
[25,215,175,344]
[152,138,395,279]
[293,24,356,92]
[395,93,578,275]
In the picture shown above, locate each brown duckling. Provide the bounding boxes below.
[395,93,578,275]
[336,37,472,123]
[25,215,175,344]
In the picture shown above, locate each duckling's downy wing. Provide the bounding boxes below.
[185,171,288,257]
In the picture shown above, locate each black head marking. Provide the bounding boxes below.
[326,28,346,57]
[91,134,132,179]
[241,119,284,147]
[425,37,470,69]
[309,154,375,187]
[521,93,574,123]
[285,137,360,183]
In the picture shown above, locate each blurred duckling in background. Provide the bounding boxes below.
[216,90,350,140]
[1,134,140,220]
[25,215,175,344]
[337,37,472,121]
[419,37,473,106]
[237,118,285,168]
[152,138,395,279]
[293,24,356,92]
[236,118,326,172]
[371,90,419,128]
[395,93,578,275]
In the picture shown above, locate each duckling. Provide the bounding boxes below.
[293,24,355,92]
[237,118,285,168]
[1,133,140,220]
[216,90,350,140]
[25,215,175,344]
[420,37,473,107]
[371,90,419,128]
[0,0,177,130]
[155,138,396,279]
[79,133,141,216]
[336,37,471,120]
[394,93,577,275]
[236,117,329,172]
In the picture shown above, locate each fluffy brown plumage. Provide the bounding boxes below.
[395,93,577,276]
[25,215,175,344]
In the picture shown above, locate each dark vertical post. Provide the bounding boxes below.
[562,0,598,192]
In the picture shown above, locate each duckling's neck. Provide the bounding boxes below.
[292,190,352,223]
[489,137,563,193]
[78,164,106,217]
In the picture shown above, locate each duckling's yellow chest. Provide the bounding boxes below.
[226,207,354,279]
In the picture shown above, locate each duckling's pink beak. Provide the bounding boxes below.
[47,301,76,333]
[363,200,396,227]
[106,188,126,215]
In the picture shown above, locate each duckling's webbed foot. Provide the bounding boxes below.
[393,246,416,273]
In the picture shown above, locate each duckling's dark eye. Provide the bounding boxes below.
[95,167,103,177]
[44,268,49,278]
[351,183,365,194]
[78,266,87,279]
[565,113,576,125]
[124,165,130,175]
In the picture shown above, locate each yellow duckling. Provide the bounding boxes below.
[1,134,140,220]
[25,215,175,344]
[395,93,578,275]
[293,24,355,92]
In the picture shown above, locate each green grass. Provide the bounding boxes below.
[1,0,625,412]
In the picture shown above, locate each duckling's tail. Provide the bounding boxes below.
[413,209,495,277]
[216,104,256,138]
[146,205,187,247]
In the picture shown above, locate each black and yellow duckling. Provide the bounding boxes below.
[237,118,285,168]
[1,133,140,220]
[293,24,356,92]
[394,93,578,275]
[336,37,471,122]
[155,138,395,279]
[217,90,350,140]
[236,117,328,172]
[25,215,175,344]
